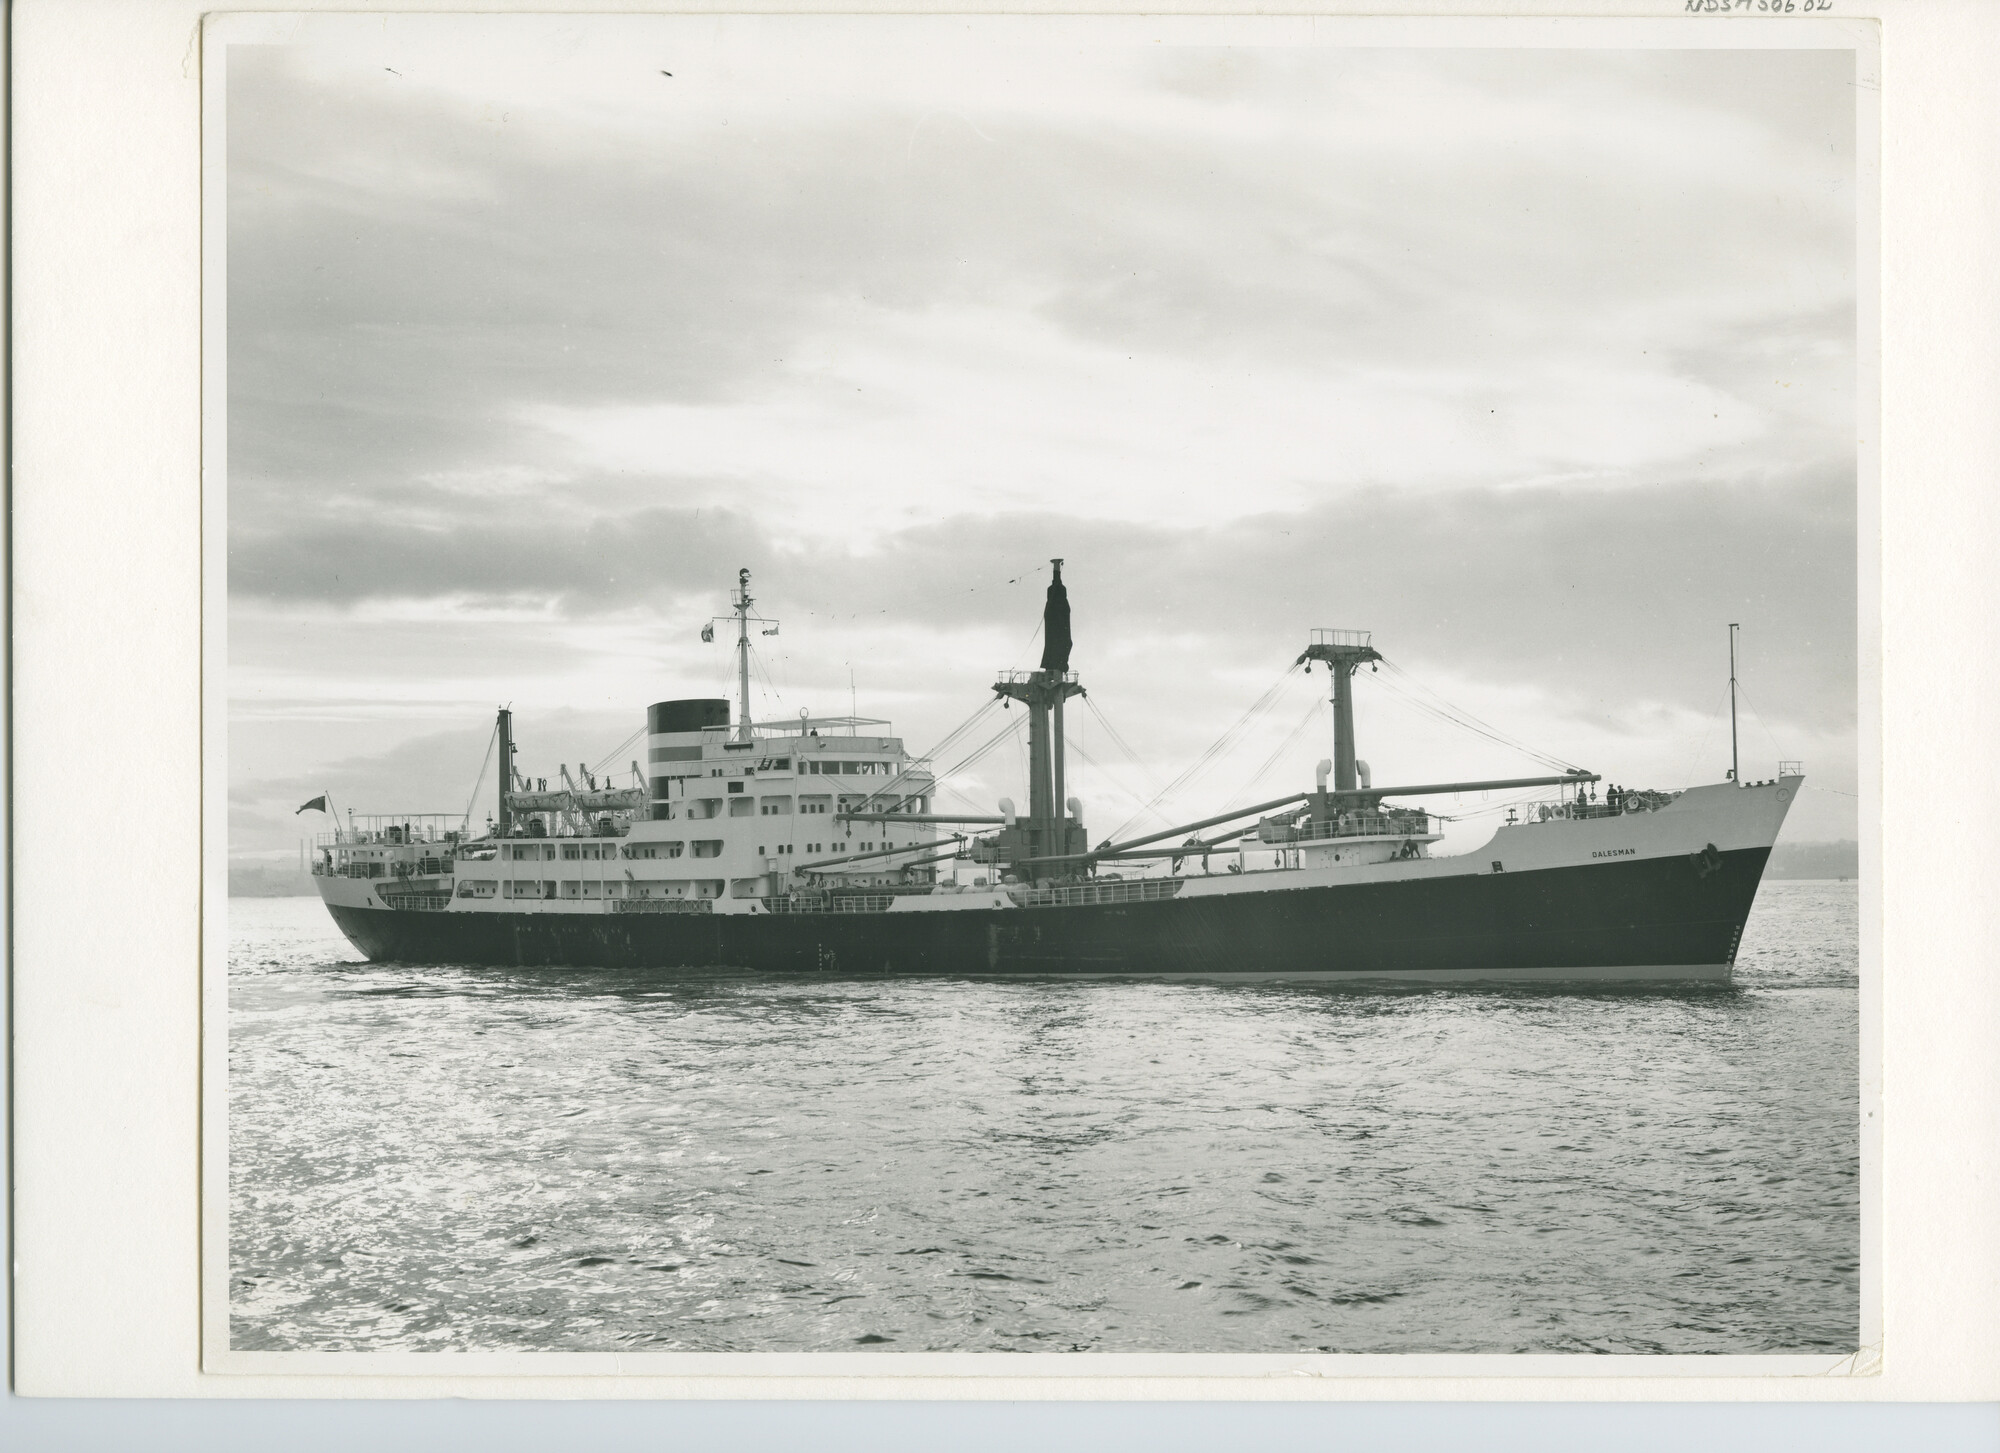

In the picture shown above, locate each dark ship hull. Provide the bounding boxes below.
[325,842,1770,985]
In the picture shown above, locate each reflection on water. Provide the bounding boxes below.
[229,882,1859,1353]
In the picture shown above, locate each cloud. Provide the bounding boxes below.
[230,499,763,605]
[226,27,1859,856]
[232,467,1855,728]
[228,41,1854,522]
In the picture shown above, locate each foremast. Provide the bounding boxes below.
[1299,629,1382,795]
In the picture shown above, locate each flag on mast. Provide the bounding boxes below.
[296,795,328,814]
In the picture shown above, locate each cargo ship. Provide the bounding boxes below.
[305,564,1800,984]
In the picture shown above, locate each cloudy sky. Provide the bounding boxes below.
[227,17,1859,862]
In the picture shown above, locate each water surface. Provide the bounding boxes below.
[229,881,1859,1353]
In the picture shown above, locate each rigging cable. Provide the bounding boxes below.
[460,719,500,834]
[1081,696,1168,805]
[855,696,1006,812]
[1117,657,1310,833]
[1369,672,1561,768]
[901,696,1004,781]
[1376,656,1576,772]
[1431,788,1572,824]
[928,710,1029,816]
[1226,693,1329,806]
[1678,686,1730,790]
[589,725,645,778]
[1105,658,1308,842]
[1378,657,1547,749]
[1067,740,1167,819]
[925,711,1029,816]
[935,710,1028,789]
[747,640,784,717]
[1007,558,1050,670]
[1730,680,1791,764]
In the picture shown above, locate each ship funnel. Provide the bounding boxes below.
[1356,760,1372,789]
[1066,796,1083,828]
[1315,759,1332,791]
[999,797,1017,827]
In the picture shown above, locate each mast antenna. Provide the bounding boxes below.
[706,571,777,742]
[735,568,753,743]
[1728,623,1740,785]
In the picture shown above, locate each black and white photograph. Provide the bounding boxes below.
[214,13,1869,1365]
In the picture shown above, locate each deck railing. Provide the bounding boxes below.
[378,890,452,912]
[1009,878,1186,909]
[768,893,905,914]
[1516,792,1679,823]
[1274,813,1438,843]
[993,669,1079,685]
[1308,628,1372,649]
[312,815,465,847]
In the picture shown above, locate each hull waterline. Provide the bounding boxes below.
[323,843,1769,987]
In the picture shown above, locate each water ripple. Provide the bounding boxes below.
[229,881,1858,1353]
